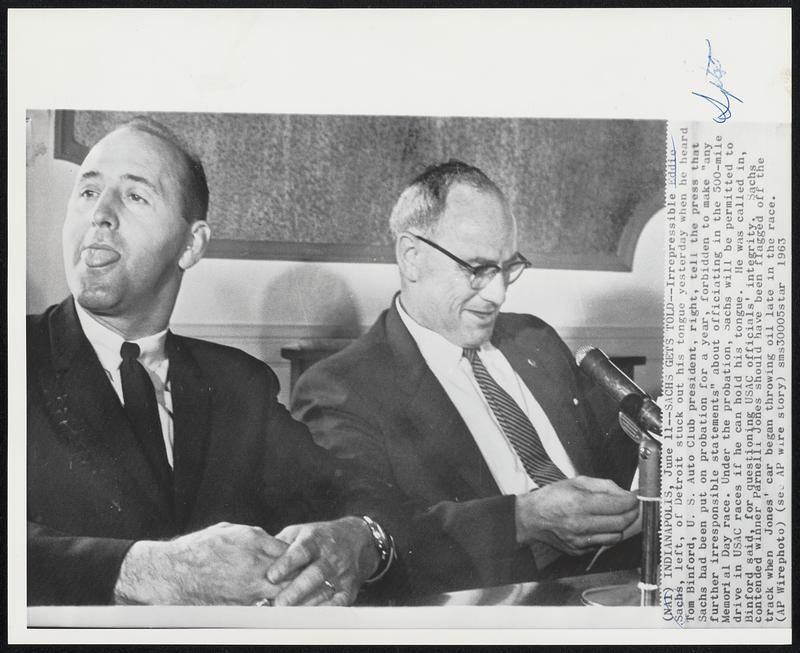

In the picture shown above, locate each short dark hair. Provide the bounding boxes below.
[389,159,508,238]
[116,116,209,224]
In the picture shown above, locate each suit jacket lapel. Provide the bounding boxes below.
[47,298,175,521]
[493,319,599,478]
[166,332,212,528]
[385,302,500,499]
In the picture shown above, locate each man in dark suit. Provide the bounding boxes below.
[292,160,641,595]
[27,118,398,606]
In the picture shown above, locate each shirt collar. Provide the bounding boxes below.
[75,300,169,373]
[396,295,491,371]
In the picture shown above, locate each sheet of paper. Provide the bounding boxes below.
[8,7,791,647]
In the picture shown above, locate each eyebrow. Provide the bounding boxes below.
[467,257,498,267]
[469,254,523,268]
[78,171,100,182]
[78,171,159,193]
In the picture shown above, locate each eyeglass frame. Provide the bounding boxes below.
[408,232,532,290]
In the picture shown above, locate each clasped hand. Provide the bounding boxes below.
[515,476,640,557]
[267,516,377,606]
[114,517,375,606]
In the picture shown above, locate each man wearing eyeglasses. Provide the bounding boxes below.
[292,160,639,596]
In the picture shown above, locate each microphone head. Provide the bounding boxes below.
[575,345,600,366]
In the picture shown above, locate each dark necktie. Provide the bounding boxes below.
[463,348,566,486]
[120,341,172,488]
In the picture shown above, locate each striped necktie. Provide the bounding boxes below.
[463,348,566,486]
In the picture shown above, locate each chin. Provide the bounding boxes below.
[74,286,120,315]
[460,329,493,349]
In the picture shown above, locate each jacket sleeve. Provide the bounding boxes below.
[291,364,539,598]
[259,368,409,530]
[27,521,135,606]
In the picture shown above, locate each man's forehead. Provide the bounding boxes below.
[439,184,514,232]
[445,181,496,204]
[80,127,183,179]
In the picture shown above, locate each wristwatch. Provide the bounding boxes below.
[361,515,395,583]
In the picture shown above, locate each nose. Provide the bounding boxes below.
[90,190,120,229]
[478,270,508,307]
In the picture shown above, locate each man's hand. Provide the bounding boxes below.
[266,517,378,606]
[114,522,290,605]
[515,476,639,557]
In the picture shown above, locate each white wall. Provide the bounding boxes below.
[26,110,664,404]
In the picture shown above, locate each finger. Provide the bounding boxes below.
[258,533,290,558]
[562,532,617,556]
[561,540,596,557]
[328,591,351,607]
[300,585,343,607]
[619,504,641,526]
[584,531,628,548]
[267,536,318,584]
[252,578,291,603]
[299,592,329,607]
[274,524,302,544]
[297,588,351,607]
[277,582,331,607]
[580,490,639,515]
[623,509,644,538]
[320,591,351,607]
[573,477,640,503]
[236,524,290,551]
[272,563,327,607]
[577,508,640,534]
[571,476,627,493]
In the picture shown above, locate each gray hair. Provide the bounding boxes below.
[389,159,508,239]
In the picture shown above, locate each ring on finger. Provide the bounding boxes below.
[254,597,273,607]
[323,579,336,597]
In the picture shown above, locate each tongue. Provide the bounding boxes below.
[83,247,120,268]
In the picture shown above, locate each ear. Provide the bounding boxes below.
[396,232,422,282]
[179,220,211,271]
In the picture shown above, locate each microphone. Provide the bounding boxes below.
[575,346,661,435]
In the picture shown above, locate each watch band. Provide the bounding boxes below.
[361,515,395,583]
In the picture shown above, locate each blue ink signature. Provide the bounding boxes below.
[668,133,677,187]
[692,39,743,123]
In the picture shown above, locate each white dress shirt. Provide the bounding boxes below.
[75,302,175,467]
[396,298,577,494]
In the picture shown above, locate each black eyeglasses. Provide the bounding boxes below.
[410,233,532,290]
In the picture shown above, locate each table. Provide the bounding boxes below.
[412,568,640,606]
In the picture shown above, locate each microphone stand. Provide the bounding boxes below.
[581,411,661,607]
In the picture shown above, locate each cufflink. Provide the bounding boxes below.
[527,358,537,367]
[573,397,580,405]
